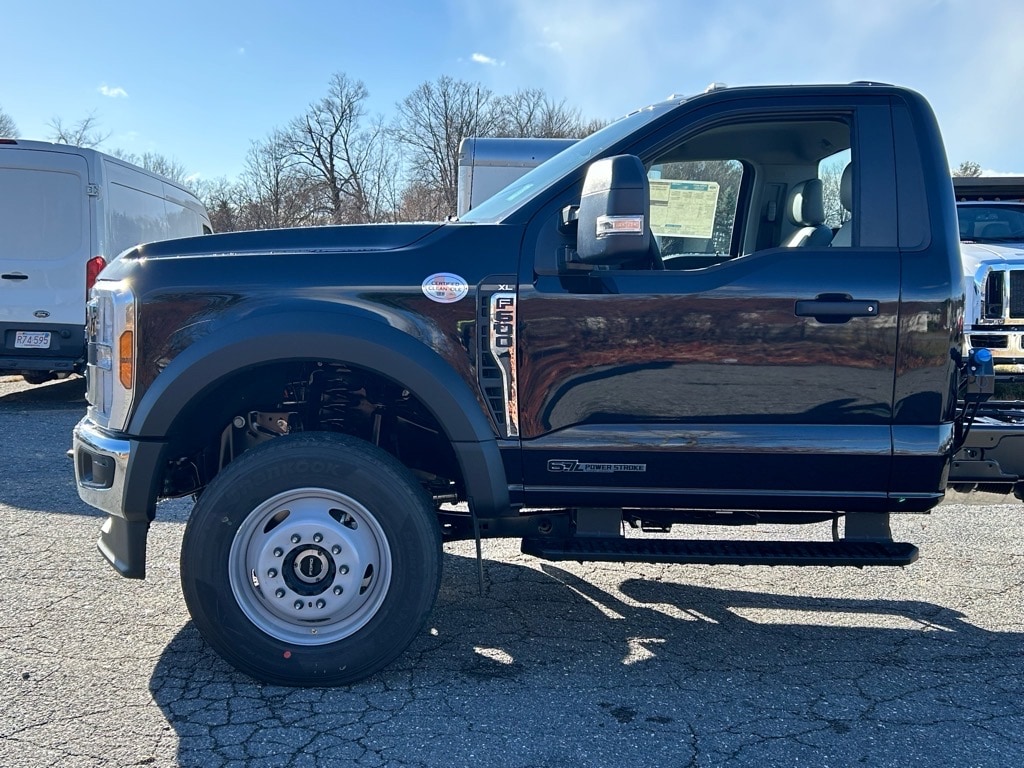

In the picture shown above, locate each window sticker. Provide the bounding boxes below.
[649,179,720,238]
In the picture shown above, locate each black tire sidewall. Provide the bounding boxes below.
[180,433,442,686]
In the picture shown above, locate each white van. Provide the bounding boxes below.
[0,139,212,383]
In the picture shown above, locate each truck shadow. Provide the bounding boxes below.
[0,375,86,408]
[149,549,1023,766]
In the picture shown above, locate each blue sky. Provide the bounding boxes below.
[2,0,1022,181]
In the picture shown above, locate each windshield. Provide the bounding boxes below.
[957,203,1024,243]
[460,102,674,223]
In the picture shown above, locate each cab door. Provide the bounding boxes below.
[514,99,902,513]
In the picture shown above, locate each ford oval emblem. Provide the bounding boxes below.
[33,310,50,318]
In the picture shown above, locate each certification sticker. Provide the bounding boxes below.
[421,273,469,304]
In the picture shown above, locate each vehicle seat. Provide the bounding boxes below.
[781,178,833,247]
[830,164,854,246]
[980,222,1011,239]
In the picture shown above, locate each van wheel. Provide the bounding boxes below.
[180,433,442,686]
[22,372,54,385]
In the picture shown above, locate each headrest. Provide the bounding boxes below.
[981,222,1011,239]
[840,164,853,212]
[788,178,825,226]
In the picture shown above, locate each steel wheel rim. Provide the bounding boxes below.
[227,487,393,646]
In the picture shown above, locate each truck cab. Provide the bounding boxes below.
[461,84,961,515]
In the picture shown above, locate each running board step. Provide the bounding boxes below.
[520,537,918,567]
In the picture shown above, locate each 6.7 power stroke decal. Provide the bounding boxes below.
[547,460,647,473]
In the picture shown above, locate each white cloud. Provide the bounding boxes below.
[98,84,128,99]
[471,52,499,66]
[454,0,1024,172]
[539,26,563,52]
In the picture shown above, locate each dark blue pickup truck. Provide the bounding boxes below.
[73,82,1015,686]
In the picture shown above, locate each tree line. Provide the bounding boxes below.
[2,73,603,231]
[1,86,989,234]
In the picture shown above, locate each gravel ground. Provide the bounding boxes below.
[0,374,1021,767]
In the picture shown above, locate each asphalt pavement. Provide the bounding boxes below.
[0,375,1021,767]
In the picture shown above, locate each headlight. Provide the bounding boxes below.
[86,280,136,431]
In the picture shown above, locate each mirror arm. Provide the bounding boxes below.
[559,204,580,234]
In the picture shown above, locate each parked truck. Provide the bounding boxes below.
[0,139,211,383]
[954,176,1024,383]
[74,82,1016,687]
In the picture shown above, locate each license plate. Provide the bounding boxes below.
[15,331,51,349]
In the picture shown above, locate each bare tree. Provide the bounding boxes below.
[397,180,449,222]
[394,76,496,218]
[578,117,609,137]
[238,130,323,229]
[47,113,110,148]
[287,72,392,224]
[193,176,244,233]
[0,106,17,137]
[342,115,405,223]
[112,149,192,186]
[134,73,607,230]
[953,160,983,178]
[490,88,585,138]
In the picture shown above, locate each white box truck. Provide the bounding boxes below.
[457,137,576,216]
[0,139,212,383]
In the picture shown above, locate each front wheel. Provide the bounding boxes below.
[180,433,442,686]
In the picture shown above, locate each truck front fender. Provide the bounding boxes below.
[129,309,511,517]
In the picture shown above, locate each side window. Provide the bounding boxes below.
[648,160,743,269]
[646,117,853,267]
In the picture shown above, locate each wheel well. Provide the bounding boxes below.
[158,359,464,504]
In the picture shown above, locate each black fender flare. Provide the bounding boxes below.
[129,309,511,516]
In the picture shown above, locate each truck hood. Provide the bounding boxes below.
[961,240,1024,275]
[125,223,445,261]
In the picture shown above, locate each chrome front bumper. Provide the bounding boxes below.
[74,417,154,578]
[73,417,131,516]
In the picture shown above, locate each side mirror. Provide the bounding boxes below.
[576,155,651,264]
